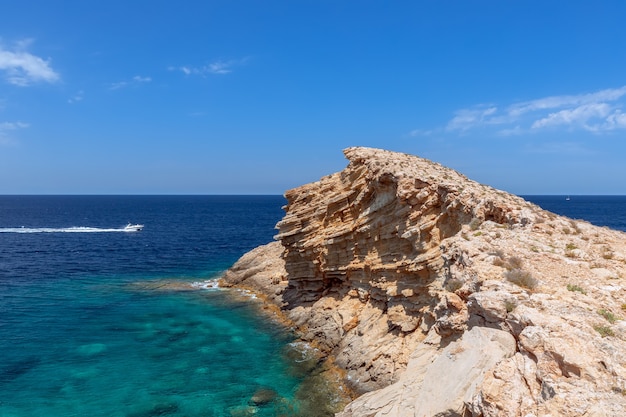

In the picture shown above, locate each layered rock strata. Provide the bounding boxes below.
[221,147,626,416]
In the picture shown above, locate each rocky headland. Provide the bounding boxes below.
[220,147,626,416]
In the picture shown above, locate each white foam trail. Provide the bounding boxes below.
[288,341,321,362]
[189,280,221,290]
[236,289,257,299]
[0,226,141,233]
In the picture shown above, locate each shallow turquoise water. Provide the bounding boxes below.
[0,196,337,417]
[2,276,314,416]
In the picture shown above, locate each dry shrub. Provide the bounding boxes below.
[445,278,463,293]
[493,254,524,271]
[507,256,524,269]
[469,218,483,231]
[505,268,538,289]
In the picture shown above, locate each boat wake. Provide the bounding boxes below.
[0,225,143,233]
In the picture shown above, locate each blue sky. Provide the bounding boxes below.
[1,1,626,195]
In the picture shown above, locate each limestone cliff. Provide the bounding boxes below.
[221,147,626,416]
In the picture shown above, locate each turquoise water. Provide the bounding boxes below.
[3,281,320,416]
[0,196,338,417]
[2,281,307,416]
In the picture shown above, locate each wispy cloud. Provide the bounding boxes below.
[109,75,152,90]
[530,102,612,130]
[415,86,626,136]
[169,57,250,76]
[409,128,435,137]
[0,39,60,86]
[508,86,626,117]
[446,106,498,132]
[522,141,592,155]
[604,110,626,130]
[0,121,29,145]
[68,90,84,104]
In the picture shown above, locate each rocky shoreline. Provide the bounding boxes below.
[221,147,626,416]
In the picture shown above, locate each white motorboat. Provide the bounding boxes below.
[124,223,144,232]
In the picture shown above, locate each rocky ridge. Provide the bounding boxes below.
[221,147,626,416]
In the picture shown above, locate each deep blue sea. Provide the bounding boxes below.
[522,195,626,232]
[0,196,337,417]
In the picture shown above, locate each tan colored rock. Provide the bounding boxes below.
[338,327,516,417]
[220,147,626,416]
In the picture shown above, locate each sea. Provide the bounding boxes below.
[0,195,340,417]
[522,195,626,232]
[0,195,625,417]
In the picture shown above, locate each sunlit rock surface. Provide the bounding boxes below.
[222,147,626,416]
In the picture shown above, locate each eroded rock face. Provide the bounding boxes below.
[338,327,516,417]
[221,147,626,416]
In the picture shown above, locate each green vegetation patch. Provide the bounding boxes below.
[598,309,618,324]
[566,284,586,294]
[504,300,517,313]
[594,325,614,338]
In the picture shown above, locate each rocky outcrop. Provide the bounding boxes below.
[221,147,626,416]
[338,327,516,417]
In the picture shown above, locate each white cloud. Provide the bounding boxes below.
[0,121,29,130]
[170,57,249,76]
[531,102,612,130]
[132,76,151,83]
[68,90,84,104]
[418,85,626,136]
[496,126,523,137]
[109,75,151,90]
[446,106,498,132]
[207,60,234,74]
[0,121,29,145]
[409,128,436,137]
[508,86,626,117]
[605,110,626,130]
[0,39,60,86]
[109,81,125,90]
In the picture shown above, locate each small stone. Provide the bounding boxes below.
[249,388,277,405]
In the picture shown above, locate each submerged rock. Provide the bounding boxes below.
[127,402,179,417]
[228,405,258,417]
[76,343,107,356]
[249,388,278,405]
[0,356,41,382]
[221,147,626,416]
